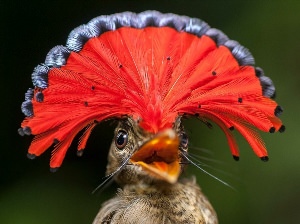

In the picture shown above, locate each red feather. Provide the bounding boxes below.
[20,12,283,168]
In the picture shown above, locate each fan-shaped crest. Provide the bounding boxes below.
[19,11,284,169]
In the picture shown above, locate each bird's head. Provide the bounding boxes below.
[19,11,284,185]
[106,117,187,185]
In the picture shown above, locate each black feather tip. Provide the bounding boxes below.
[27,153,36,160]
[18,128,25,136]
[50,167,59,172]
[35,92,44,102]
[260,156,269,162]
[274,105,283,117]
[279,125,286,133]
[269,127,276,133]
[233,155,239,161]
[53,138,59,144]
[23,126,32,136]
[77,150,84,157]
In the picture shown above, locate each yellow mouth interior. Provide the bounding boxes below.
[130,129,180,184]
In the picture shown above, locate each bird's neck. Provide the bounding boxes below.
[93,178,218,224]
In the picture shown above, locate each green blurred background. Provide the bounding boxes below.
[1,0,299,223]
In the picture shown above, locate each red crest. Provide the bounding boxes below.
[19,11,284,169]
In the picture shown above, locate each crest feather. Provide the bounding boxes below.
[20,11,283,168]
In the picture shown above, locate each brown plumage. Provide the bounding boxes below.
[94,179,216,223]
[93,118,217,224]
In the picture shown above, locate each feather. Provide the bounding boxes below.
[20,11,283,168]
[78,122,97,151]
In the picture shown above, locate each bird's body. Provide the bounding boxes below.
[93,118,217,223]
[93,178,217,224]
[19,11,284,224]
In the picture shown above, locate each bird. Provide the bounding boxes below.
[92,118,218,223]
[19,11,285,223]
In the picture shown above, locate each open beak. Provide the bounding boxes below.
[130,129,180,184]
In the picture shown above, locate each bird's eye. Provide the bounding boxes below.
[180,132,188,149]
[115,130,128,150]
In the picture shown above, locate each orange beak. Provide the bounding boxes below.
[130,129,180,184]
